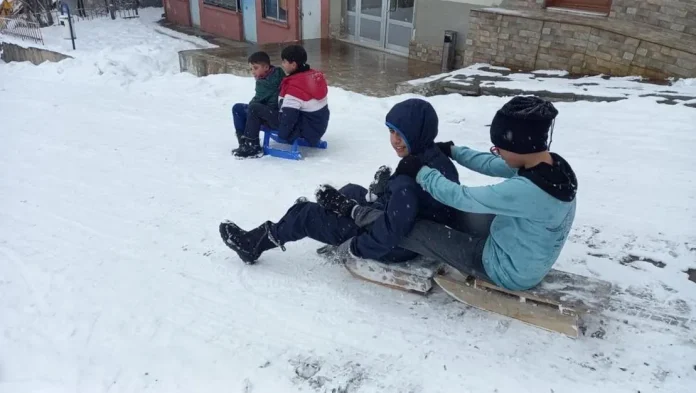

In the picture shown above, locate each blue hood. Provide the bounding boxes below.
[385,99,438,156]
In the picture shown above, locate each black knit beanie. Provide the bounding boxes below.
[281,45,308,66]
[490,96,559,154]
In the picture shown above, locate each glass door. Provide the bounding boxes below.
[385,0,414,54]
[357,0,385,46]
[345,0,414,55]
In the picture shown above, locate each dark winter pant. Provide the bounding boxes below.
[353,206,495,280]
[231,103,248,134]
[269,184,370,249]
[244,103,280,140]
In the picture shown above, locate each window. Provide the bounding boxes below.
[545,0,613,14]
[263,0,288,22]
[203,0,240,12]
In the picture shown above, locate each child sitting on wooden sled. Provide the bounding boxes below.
[317,96,578,291]
[219,98,458,264]
[234,45,330,159]
[231,51,284,154]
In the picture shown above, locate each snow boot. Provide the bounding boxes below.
[233,137,263,159]
[315,185,357,218]
[231,132,244,155]
[219,220,283,264]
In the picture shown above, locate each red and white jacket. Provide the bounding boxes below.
[277,68,330,145]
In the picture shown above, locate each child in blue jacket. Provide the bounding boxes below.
[218,99,459,264]
[345,96,578,291]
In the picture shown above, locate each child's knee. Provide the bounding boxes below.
[339,184,368,202]
[232,103,246,113]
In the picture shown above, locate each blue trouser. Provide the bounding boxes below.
[270,184,367,247]
[338,183,370,206]
[269,184,414,262]
[270,202,362,247]
[232,103,248,134]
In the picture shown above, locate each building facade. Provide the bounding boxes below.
[462,0,696,78]
[329,0,695,78]
[164,0,695,78]
[330,0,506,65]
[163,0,330,44]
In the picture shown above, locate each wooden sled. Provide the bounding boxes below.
[343,258,444,294]
[341,255,612,338]
[434,269,612,338]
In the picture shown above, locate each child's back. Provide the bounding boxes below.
[278,66,329,146]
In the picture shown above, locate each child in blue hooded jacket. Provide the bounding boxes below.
[337,96,578,291]
[397,96,577,290]
[218,99,459,264]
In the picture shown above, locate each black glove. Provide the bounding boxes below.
[435,141,454,158]
[315,184,357,217]
[393,156,424,179]
[368,165,391,200]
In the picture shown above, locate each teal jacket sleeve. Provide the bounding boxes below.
[416,167,543,219]
[451,146,517,178]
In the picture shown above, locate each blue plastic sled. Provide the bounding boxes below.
[261,127,328,160]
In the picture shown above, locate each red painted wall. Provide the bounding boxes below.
[164,0,192,27]
[255,0,300,44]
[200,2,244,41]
[320,0,329,38]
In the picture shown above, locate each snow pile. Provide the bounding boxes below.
[1,8,696,393]
[0,7,215,84]
[408,63,696,103]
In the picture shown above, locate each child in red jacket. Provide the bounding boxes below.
[234,45,330,159]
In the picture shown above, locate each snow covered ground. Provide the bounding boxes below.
[408,63,696,103]
[2,8,696,393]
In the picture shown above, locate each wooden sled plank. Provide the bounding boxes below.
[344,258,443,294]
[474,270,612,313]
[435,273,581,338]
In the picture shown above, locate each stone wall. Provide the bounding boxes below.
[0,42,72,65]
[409,41,464,67]
[610,0,696,36]
[409,41,444,64]
[500,0,545,9]
[463,9,696,79]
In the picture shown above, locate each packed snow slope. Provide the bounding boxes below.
[2,8,696,393]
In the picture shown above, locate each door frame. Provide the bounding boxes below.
[300,0,322,40]
[345,0,413,55]
[242,0,257,42]
[190,0,201,27]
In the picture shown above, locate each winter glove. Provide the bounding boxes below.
[367,165,392,202]
[436,141,454,158]
[393,156,424,179]
[315,184,358,218]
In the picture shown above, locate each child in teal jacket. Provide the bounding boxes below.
[392,96,578,291]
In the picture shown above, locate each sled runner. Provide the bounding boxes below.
[261,127,328,160]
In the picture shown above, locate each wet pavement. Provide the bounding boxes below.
[163,21,443,97]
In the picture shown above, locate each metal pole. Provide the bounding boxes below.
[61,2,75,50]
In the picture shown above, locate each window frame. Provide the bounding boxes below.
[262,0,288,23]
[203,0,240,13]
[545,0,613,14]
